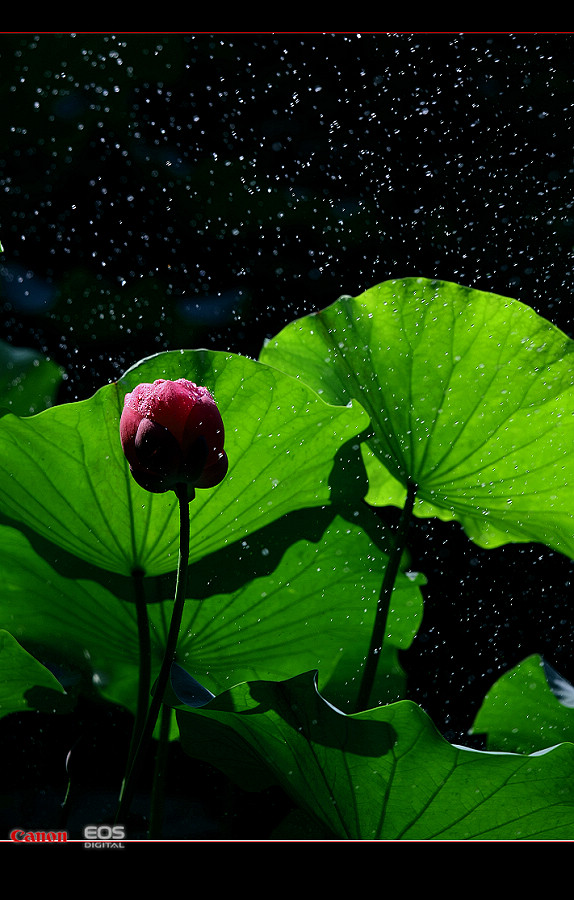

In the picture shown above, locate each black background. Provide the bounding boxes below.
[1,32,574,839]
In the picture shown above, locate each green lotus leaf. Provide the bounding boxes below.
[261,277,574,556]
[0,349,369,576]
[177,670,574,840]
[0,509,424,717]
[472,654,574,754]
[153,509,425,709]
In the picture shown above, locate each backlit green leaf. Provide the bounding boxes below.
[0,509,423,716]
[178,671,574,840]
[472,654,574,753]
[261,277,574,556]
[0,349,369,576]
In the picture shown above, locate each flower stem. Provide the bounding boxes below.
[123,566,151,780]
[148,704,172,838]
[356,479,417,712]
[115,483,191,828]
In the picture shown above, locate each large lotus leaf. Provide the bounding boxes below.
[260,277,574,556]
[150,509,425,709]
[0,509,423,717]
[0,349,369,577]
[177,671,574,840]
[472,654,574,754]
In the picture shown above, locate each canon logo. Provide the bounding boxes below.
[10,830,68,843]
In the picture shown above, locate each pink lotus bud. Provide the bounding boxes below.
[120,378,228,497]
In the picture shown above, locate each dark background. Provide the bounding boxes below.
[1,32,574,839]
